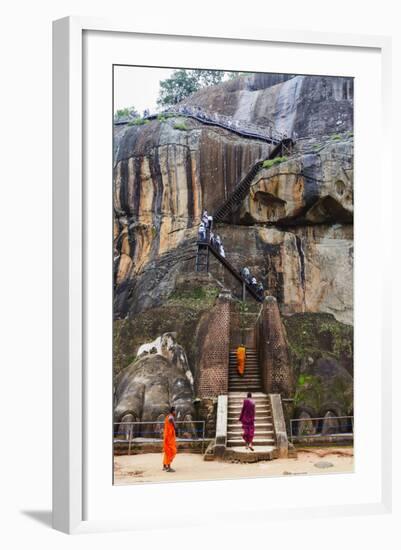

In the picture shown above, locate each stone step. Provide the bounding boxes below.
[229,366,259,370]
[229,365,259,370]
[230,351,257,355]
[224,446,276,459]
[228,409,271,422]
[229,368,260,373]
[227,424,273,430]
[229,357,258,361]
[228,404,270,411]
[229,361,258,365]
[227,438,275,446]
[227,422,273,429]
[229,379,261,384]
[228,392,267,397]
[228,411,271,416]
[228,407,271,416]
[229,358,259,362]
[227,431,274,438]
[228,408,271,416]
[229,372,260,376]
[228,396,268,402]
[228,385,262,390]
[228,390,263,394]
[229,375,260,380]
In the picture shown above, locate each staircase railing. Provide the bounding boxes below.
[148,105,284,144]
[196,241,264,302]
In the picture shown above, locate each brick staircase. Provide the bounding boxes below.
[226,348,276,458]
[228,348,262,392]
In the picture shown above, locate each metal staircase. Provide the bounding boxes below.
[195,241,263,302]
[213,138,294,223]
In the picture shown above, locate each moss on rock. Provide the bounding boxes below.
[283,313,353,417]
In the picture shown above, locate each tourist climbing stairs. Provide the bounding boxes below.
[195,242,264,302]
[226,348,275,452]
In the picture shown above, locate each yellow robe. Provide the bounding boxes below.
[236,346,246,376]
[163,414,177,466]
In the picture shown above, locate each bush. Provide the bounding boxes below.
[173,121,188,131]
[330,134,342,141]
[262,156,288,169]
[127,118,149,127]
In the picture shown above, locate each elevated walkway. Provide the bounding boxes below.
[146,106,286,144]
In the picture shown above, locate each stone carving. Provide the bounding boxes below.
[114,333,195,438]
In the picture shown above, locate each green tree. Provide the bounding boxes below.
[157,70,199,108]
[114,106,140,121]
[157,69,235,108]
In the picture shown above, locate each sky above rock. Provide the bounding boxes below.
[114,65,174,114]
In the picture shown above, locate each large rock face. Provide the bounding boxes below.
[114,118,269,286]
[113,75,354,324]
[238,137,353,226]
[182,74,353,138]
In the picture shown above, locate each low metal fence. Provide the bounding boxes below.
[114,420,206,455]
[289,415,354,443]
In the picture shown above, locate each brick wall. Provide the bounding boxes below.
[258,296,295,397]
[197,293,231,398]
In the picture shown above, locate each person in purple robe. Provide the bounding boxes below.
[239,392,255,451]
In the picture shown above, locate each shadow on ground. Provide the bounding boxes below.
[21,510,52,528]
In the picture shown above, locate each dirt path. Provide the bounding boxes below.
[114,447,354,485]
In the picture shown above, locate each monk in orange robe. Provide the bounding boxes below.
[236,346,246,376]
[162,406,177,472]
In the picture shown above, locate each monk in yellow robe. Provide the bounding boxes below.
[162,406,177,472]
[236,346,246,376]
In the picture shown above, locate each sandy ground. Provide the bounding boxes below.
[114,447,354,485]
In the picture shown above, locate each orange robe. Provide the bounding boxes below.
[236,346,246,376]
[163,414,177,466]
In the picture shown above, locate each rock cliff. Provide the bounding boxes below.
[113,73,354,427]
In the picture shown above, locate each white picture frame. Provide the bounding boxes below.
[52,16,393,534]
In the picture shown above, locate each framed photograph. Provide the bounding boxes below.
[53,17,392,534]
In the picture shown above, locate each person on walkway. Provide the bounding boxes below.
[202,209,209,228]
[198,222,206,242]
[163,406,177,472]
[239,392,255,451]
[236,345,246,376]
[241,266,251,284]
[210,232,217,248]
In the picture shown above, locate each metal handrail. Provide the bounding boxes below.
[148,105,285,144]
[114,420,206,455]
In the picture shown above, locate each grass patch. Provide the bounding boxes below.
[157,113,174,122]
[167,286,218,309]
[127,118,149,127]
[330,134,342,141]
[262,156,288,169]
[173,121,188,131]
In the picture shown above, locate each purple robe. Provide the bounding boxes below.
[239,398,255,444]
